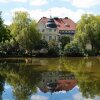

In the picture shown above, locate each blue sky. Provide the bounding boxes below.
[3,84,100,100]
[0,0,100,25]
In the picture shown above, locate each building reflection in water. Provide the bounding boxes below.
[39,71,77,93]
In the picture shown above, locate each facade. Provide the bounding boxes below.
[37,17,76,41]
[38,71,77,93]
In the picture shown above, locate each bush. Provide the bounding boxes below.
[48,46,59,57]
[59,35,70,50]
[34,40,48,50]
[64,42,84,57]
[85,49,99,56]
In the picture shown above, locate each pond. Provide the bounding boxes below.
[0,57,100,100]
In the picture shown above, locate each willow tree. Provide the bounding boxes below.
[74,14,100,54]
[0,12,11,43]
[10,11,41,51]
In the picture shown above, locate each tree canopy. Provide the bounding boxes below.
[59,35,70,50]
[10,11,41,50]
[74,14,100,54]
[0,12,11,43]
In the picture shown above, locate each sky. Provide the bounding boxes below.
[0,0,100,25]
[3,84,100,100]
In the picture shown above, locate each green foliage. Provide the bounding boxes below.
[0,12,11,43]
[0,75,5,95]
[63,57,100,98]
[0,58,100,99]
[34,39,48,50]
[48,40,59,57]
[75,14,100,55]
[10,11,41,50]
[0,60,42,100]
[59,35,71,50]
[48,46,59,57]
[64,42,84,57]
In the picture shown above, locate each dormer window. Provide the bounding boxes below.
[57,24,60,27]
[65,23,70,27]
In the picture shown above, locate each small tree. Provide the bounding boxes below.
[48,40,59,57]
[74,14,100,55]
[10,11,41,52]
[64,42,84,57]
[34,40,48,50]
[59,35,70,50]
[0,12,11,43]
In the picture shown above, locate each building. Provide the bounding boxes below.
[37,17,76,42]
[38,71,77,93]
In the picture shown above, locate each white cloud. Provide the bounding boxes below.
[73,93,100,100]
[0,0,7,3]
[29,0,48,6]
[11,7,28,13]
[31,95,48,100]
[0,0,48,6]
[75,85,79,89]
[74,93,88,100]
[4,20,11,25]
[63,0,100,8]
[5,84,11,89]
[13,0,27,2]
[29,7,86,22]
[11,7,28,16]
[55,91,66,94]
[95,96,100,100]
[10,7,94,23]
[0,0,27,3]
[4,12,10,16]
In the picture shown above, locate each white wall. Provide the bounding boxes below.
[37,22,59,41]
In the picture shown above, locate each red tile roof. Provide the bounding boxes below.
[40,79,77,93]
[38,17,76,31]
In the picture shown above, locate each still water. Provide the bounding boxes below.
[0,57,100,100]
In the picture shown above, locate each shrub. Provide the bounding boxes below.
[59,35,71,50]
[34,40,48,50]
[64,42,84,57]
[47,40,59,57]
[48,46,59,57]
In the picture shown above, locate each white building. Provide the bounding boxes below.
[37,17,76,42]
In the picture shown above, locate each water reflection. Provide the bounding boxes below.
[39,71,77,93]
[0,57,100,100]
[0,75,5,100]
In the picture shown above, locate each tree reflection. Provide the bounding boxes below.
[0,57,100,99]
[62,57,100,98]
[0,58,77,99]
[0,75,5,100]
[0,60,42,100]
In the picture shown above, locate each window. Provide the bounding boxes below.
[71,30,75,33]
[67,30,70,33]
[63,30,65,33]
[55,36,56,41]
[49,29,52,32]
[62,30,64,33]
[43,36,45,40]
[66,30,68,33]
[54,29,56,32]
[49,36,52,41]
